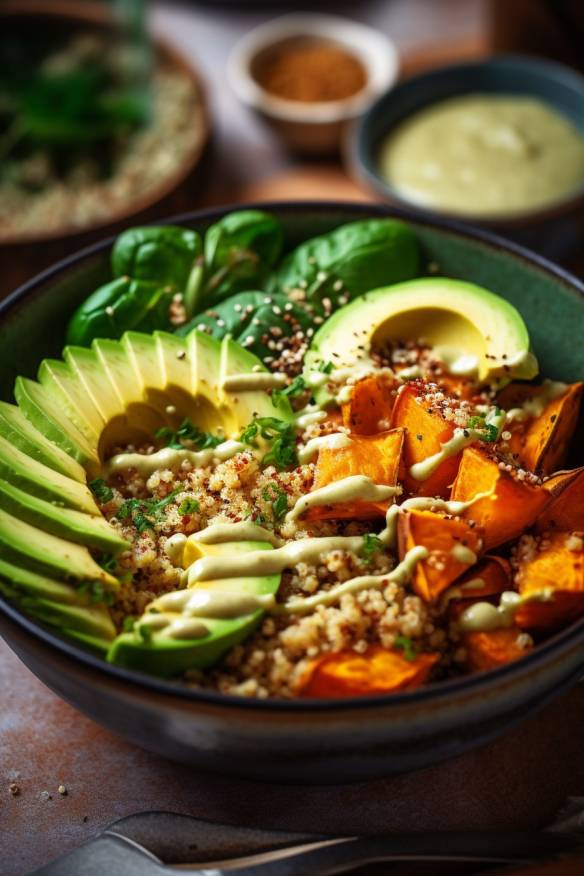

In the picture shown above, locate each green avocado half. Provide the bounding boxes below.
[304,277,539,405]
[1,329,292,666]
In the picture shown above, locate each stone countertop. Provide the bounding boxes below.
[3,637,584,875]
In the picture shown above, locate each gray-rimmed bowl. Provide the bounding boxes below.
[1,201,584,784]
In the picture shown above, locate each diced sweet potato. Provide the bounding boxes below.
[341,375,396,435]
[536,467,584,533]
[514,531,584,631]
[307,428,404,520]
[397,508,484,603]
[463,628,531,672]
[390,382,458,498]
[498,381,583,475]
[451,446,550,550]
[451,556,512,602]
[297,644,438,698]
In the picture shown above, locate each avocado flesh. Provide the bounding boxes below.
[64,346,126,425]
[0,579,115,644]
[38,359,102,441]
[0,508,118,586]
[305,278,539,397]
[14,376,100,473]
[0,435,98,515]
[0,401,85,482]
[107,540,280,677]
[0,480,128,554]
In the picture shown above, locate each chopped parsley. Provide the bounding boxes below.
[262,484,289,523]
[118,489,182,532]
[467,415,499,443]
[97,553,117,573]
[272,375,306,408]
[178,497,200,516]
[89,478,113,503]
[361,533,383,565]
[318,360,334,374]
[394,635,419,662]
[240,416,298,470]
[155,418,222,451]
[122,615,137,632]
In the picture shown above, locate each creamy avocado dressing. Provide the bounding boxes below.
[297,432,352,464]
[184,534,366,585]
[295,406,328,429]
[275,545,429,616]
[164,533,188,564]
[409,407,505,482]
[451,544,478,564]
[194,521,283,548]
[433,345,479,378]
[286,475,401,522]
[458,588,554,633]
[222,372,287,392]
[379,94,584,216]
[107,440,246,476]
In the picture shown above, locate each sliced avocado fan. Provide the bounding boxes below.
[304,278,539,405]
[1,329,291,666]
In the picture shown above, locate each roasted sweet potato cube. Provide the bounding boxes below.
[297,644,438,698]
[463,628,532,672]
[306,428,404,520]
[341,375,396,435]
[397,508,484,603]
[390,382,458,498]
[536,467,584,533]
[452,556,512,602]
[498,381,583,475]
[451,446,550,550]
[514,531,584,631]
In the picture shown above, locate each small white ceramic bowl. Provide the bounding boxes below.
[228,13,399,154]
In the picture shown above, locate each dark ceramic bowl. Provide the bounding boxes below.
[1,202,584,784]
[350,55,584,263]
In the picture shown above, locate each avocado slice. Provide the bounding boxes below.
[220,335,293,425]
[108,540,280,677]
[0,578,115,645]
[0,435,98,515]
[305,278,539,395]
[0,480,128,554]
[0,508,117,585]
[14,376,99,472]
[64,346,125,425]
[0,401,85,482]
[38,358,102,441]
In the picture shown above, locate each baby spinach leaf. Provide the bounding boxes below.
[271,219,420,314]
[112,226,203,303]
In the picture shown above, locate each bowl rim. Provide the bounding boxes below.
[1,198,584,713]
[227,12,399,124]
[350,53,584,228]
[0,1,210,247]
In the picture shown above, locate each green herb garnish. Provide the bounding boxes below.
[79,580,114,606]
[178,497,200,516]
[467,415,498,443]
[272,375,306,408]
[97,553,117,573]
[122,615,137,633]
[361,533,383,565]
[155,418,222,451]
[262,484,289,523]
[118,489,182,532]
[394,635,419,662]
[89,478,113,503]
[240,416,298,470]
[318,360,334,374]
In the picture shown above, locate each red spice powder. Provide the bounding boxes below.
[254,38,367,103]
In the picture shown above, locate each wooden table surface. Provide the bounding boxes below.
[3,3,584,874]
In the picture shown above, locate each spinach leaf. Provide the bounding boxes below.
[199,210,284,308]
[177,290,312,364]
[111,226,203,306]
[271,219,419,314]
[66,276,174,346]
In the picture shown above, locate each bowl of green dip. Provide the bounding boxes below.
[351,56,584,253]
